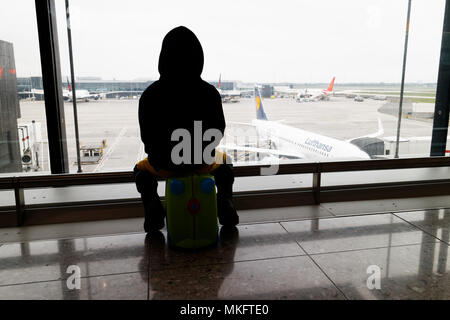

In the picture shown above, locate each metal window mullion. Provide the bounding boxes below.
[35,0,69,173]
[431,0,450,156]
[13,177,25,226]
[313,163,321,204]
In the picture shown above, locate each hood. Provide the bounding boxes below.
[158,26,204,79]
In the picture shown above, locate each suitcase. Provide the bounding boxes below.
[165,174,218,249]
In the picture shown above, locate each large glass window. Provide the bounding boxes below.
[52,0,446,174]
[0,1,449,228]
[0,0,50,175]
[1,1,448,176]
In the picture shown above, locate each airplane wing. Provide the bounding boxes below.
[346,118,384,142]
[218,144,305,159]
[227,121,254,127]
[87,93,102,99]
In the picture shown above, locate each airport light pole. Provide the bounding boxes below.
[395,0,412,159]
[65,0,82,172]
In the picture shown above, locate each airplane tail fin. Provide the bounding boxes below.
[255,87,268,120]
[326,76,335,92]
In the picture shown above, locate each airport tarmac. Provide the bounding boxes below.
[16,96,437,173]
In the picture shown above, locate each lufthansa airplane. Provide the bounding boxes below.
[219,87,382,161]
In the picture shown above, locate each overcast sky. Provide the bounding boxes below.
[0,0,445,83]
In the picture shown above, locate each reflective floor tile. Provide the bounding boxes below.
[323,198,450,217]
[322,200,400,216]
[392,198,450,212]
[0,272,147,300]
[395,209,450,245]
[312,242,450,300]
[148,256,344,300]
[0,233,148,286]
[281,214,438,254]
[146,223,305,271]
[0,218,144,244]
[238,205,333,224]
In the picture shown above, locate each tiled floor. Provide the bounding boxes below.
[0,208,449,299]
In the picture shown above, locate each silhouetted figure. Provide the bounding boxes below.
[133,26,239,233]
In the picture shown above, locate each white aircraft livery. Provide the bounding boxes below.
[26,87,101,102]
[273,77,336,101]
[64,79,101,102]
[219,87,377,161]
[297,77,336,102]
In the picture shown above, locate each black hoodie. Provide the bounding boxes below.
[138,26,225,172]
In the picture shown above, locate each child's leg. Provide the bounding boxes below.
[133,165,165,232]
[211,163,239,226]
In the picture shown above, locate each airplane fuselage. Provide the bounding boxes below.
[252,119,370,160]
[63,89,100,102]
[297,89,331,101]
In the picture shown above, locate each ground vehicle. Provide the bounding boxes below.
[18,121,42,171]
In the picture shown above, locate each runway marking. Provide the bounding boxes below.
[94,127,128,173]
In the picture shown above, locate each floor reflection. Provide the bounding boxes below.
[0,209,448,299]
[306,209,450,299]
[144,226,239,300]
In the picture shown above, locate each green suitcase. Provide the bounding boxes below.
[165,174,219,249]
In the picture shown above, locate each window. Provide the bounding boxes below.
[0,0,50,175]
[1,1,450,229]
[0,0,448,176]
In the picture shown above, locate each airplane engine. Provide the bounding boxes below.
[350,137,385,159]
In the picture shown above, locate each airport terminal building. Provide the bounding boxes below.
[0,40,21,173]
[16,76,241,99]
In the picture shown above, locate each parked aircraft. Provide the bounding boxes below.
[219,86,383,161]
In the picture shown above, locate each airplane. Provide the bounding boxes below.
[272,77,336,101]
[218,86,383,162]
[23,86,101,102]
[64,78,101,102]
[64,89,101,102]
[296,77,336,102]
[21,87,140,102]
